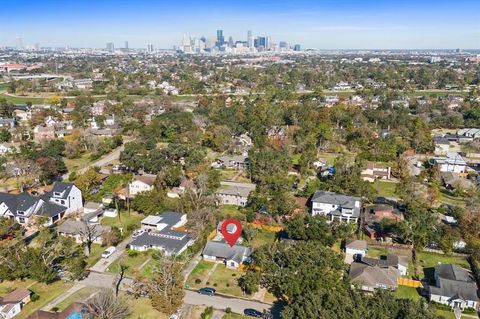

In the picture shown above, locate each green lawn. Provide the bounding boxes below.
[55,286,97,311]
[0,94,45,104]
[396,286,420,300]
[17,281,73,319]
[417,250,470,282]
[0,279,35,295]
[248,230,276,248]
[107,250,155,279]
[374,180,398,198]
[218,205,244,220]
[101,210,143,235]
[186,260,215,289]
[207,264,244,297]
[436,309,456,319]
[439,190,466,206]
[87,243,105,267]
[223,314,249,319]
[123,293,166,319]
[64,153,92,173]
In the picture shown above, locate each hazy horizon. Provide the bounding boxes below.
[2,0,480,50]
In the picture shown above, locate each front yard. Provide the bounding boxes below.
[101,210,143,236]
[374,180,398,198]
[108,250,157,279]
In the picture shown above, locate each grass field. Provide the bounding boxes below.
[86,243,105,267]
[374,180,398,198]
[208,264,244,296]
[101,210,143,235]
[0,279,36,295]
[218,205,244,220]
[17,281,73,319]
[107,250,156,279]
[55,286,97,311]
[0,94,45,104]
[439,190,466,206]
[223,314,249,319]
[417,250,470,282]
[64,153,92,173]
[186,260,215,289]
[395,286,420,300]
[124,293,166,319]
[436,309,456,319]
[248,230,277,248]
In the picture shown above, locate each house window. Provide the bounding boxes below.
[61,200,65,205]
[17,211,25,216]
[54,192,61,196]
[18,217,25,224]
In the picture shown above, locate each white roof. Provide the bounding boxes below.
[141,215,162,225]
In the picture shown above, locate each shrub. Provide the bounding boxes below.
[225,307,232,313]
[195,278,201,284]
[226,283,230,287]
[213,283,217,287]
[231,273,236,277]
[127,249,139,257]
[31,293,40,302]
[463,307,477,315]
[206,281,210,285]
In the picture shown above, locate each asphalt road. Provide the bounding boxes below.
[184,290,271,315]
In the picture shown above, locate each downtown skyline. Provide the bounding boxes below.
[1,0,480,50]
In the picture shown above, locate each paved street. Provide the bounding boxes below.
[184,290,271,315]
[89,236,131,273]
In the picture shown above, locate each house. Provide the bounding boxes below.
[44,182,83,214]
[434,136,451,156]
[211,154,249,170]
[345,239,367,264]
[215,181,256,207]
[33,125,55,142]
[130,212,193,255]
[0,118,15,129]
[202,241,251,269]
[364,204,404,239]
[432,153,467,174]
[349,262,401,292]
[57,219,110,244]
[457,128,480,143]
[0,288,31,319]
[361,162,391,182]
[429,264,479,310]
[12,105,31,122]
[361,254,408,276]
[311,191,361,223]
[128,175,156,197]
[441,172,476,191]
[27,302,85,319]
[266,126,288,142]
[0,192,66,226]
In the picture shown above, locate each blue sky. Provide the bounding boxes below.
[1,0,480,49]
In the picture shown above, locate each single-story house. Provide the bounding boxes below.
[429,264,479,310]
[349,262,401,292]
[128,175,156,197]
[202,241,252,269]
[363,204,404,239]
[0,288,31,319]
[361,254,408,276]
[57,219,111,244]
[211,155,249,170]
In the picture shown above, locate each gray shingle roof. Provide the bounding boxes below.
[311,191,361,208]
[429,264,479,302]
[57,219,110,237]
[130,231,191,254]
[349,262,400,288]
[202,241,251,264]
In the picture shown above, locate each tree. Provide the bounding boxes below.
[149,256,185,316]
[75,167,103,201]
[77,221,103,256]
[0,129,11,143]
[84,289,130,319]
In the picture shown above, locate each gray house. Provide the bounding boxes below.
[215,181,256,207]
[429,264,479,310]
[202,241,251,269]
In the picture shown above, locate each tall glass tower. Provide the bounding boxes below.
[216,30,224,47]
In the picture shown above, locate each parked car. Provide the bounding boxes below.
[244,309,263,318]
[198,287,216,296]
[102,246,116,258]
[132,229,145,238]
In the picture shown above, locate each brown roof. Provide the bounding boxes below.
[346,239,367,250]
[133,175,156,186]
[1,288,30,303]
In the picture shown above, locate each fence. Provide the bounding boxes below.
[249,223,283,233]
[397,277,422,288]
[207,229,217,240]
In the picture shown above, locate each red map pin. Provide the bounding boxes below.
[221,219,242,247]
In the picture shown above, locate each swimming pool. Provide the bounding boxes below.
[66,311,83,319]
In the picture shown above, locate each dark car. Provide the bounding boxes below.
[244,309,263,318]
[198,287,216,296]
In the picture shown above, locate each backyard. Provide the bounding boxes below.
[374,180,398,198]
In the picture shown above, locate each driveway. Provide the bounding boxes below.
[89,237,131,273]
[184,290,271,315]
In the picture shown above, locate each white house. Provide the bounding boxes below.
[47,182,83,214]
[128,175,156,197]
[311,191,361,223]
[345,239,367,263]
[432,153,467,174]
[429,264,479,310]
[202,241,252,269]
[0,288,31,319]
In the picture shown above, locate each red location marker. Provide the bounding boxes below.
[221,219,242,247]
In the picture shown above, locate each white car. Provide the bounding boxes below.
[132,229,146,238]
[101,246,116,258]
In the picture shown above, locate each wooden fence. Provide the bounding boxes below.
[397,277,422,288]
[249,223,283,233]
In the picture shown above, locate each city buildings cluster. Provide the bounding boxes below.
[177,29,301,54]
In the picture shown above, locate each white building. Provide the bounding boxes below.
[311,191,361,223]
[432,153,467,174]
[128,175,156,197]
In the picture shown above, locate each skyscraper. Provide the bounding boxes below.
[247,30,254,48]
[228,36,234,47]
[34,43,40,51]
[106,42,115,52]
[293,44,301,51]
[216,30,224,47]
[124,41,129,50]
[16,37,23,50]
[147,44,154,52]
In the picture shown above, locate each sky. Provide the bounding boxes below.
[1,0,480,49]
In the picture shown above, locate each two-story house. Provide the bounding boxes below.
[44,182,83,214]
[128,175,156,198]
[311,191,361,223]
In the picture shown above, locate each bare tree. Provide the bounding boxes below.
[77,221,103,256]
[4,159,40,192]
[115,259,129,297]
[84,289,130,319]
